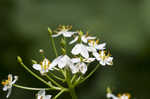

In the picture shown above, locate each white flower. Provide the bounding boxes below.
[37,90,52,99]
[69,33,96,44]
[71,43,89,58]
[51,55,73,69]
[107,93,131,99]
[94,50,113,66]
[81,35,96,43]
[33,58,52,75]
[86,40,106,53]
[52,25,77,37]
[119,94,131,99]
[1,74,18,98]
[70,57,95,74]
[107,93,118,99]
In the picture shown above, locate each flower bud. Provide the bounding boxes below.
[61,48,66,55]
[48,27,52,35]
[32,60,37,64]
[39,49,44,54]
[17,56,22,63]
[60,38,66,47]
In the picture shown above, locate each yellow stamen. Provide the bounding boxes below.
[125,93,131,99]
[1,80,10,86]
[117,93,121,97]
[40,59,51,70]
[106,51,112,59]
[96,39,99,44]
[57,25,72,31]
[99,50,107,61]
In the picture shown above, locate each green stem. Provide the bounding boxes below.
[66,69,78,99]
[71,74,77,84]
[79,64,100,85]
[69,87,77,99]
[49,72,65,82]
[63,37,67,54]
[18,60,51,88]
[53,89,66,99]
[48,27,58,57]
[45,74,63,88]
[13,84,56,91]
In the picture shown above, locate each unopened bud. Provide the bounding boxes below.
[106,87,112,93]
[39,49,44,54]
[61,48,66,55]
[60,38,66,47]
[17,56,22,63]
[32,60,37,64]
[48,27,52,35]
[78,30,83,36]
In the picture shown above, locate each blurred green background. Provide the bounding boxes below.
[0,0,150,99]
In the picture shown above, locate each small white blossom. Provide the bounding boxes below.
[2,74,18,98]
[70,57,95,74]
[69,32,96,44]
[71,43,90,58]
[33,58,52,75]
[51,55,73,69]
[37,90,52,99]
[52,25,77,37]
[94,50,113,66]
[70,61,87,74]
[107,93,131,99]
[88,40,106,52]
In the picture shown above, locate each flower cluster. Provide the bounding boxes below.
[1,25,113,99]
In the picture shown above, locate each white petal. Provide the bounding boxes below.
[71,44,81,55]
[71,58,81,63]
[48,64,54,70]
[69,36,79,44]
[44,95,52,99]
[106,57,113,65]
[52,32,62,37]
[80,63,87,74]
[81,35,96,43]
[38,90,45,96]
[33,64,42,70]
[93,52,100,59]
[83,58,95,63]
[3,86,8,91]
[95,43,106,50]
[8,74,13,82]
[107,93,118,99]
[6,88,12,98]
[81,35,88,43]
[70,64,79,74]
[50,56,62,67]
[86,36,96,40]
[63,55,71,61]
[87,46,97,52]
[58,60,66,69]
[37,96,42,99]
[63,31,76,37]
[100,60,106,66]
[80,44,89,58]
[40,70,45,75]
[11,76,18,84]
